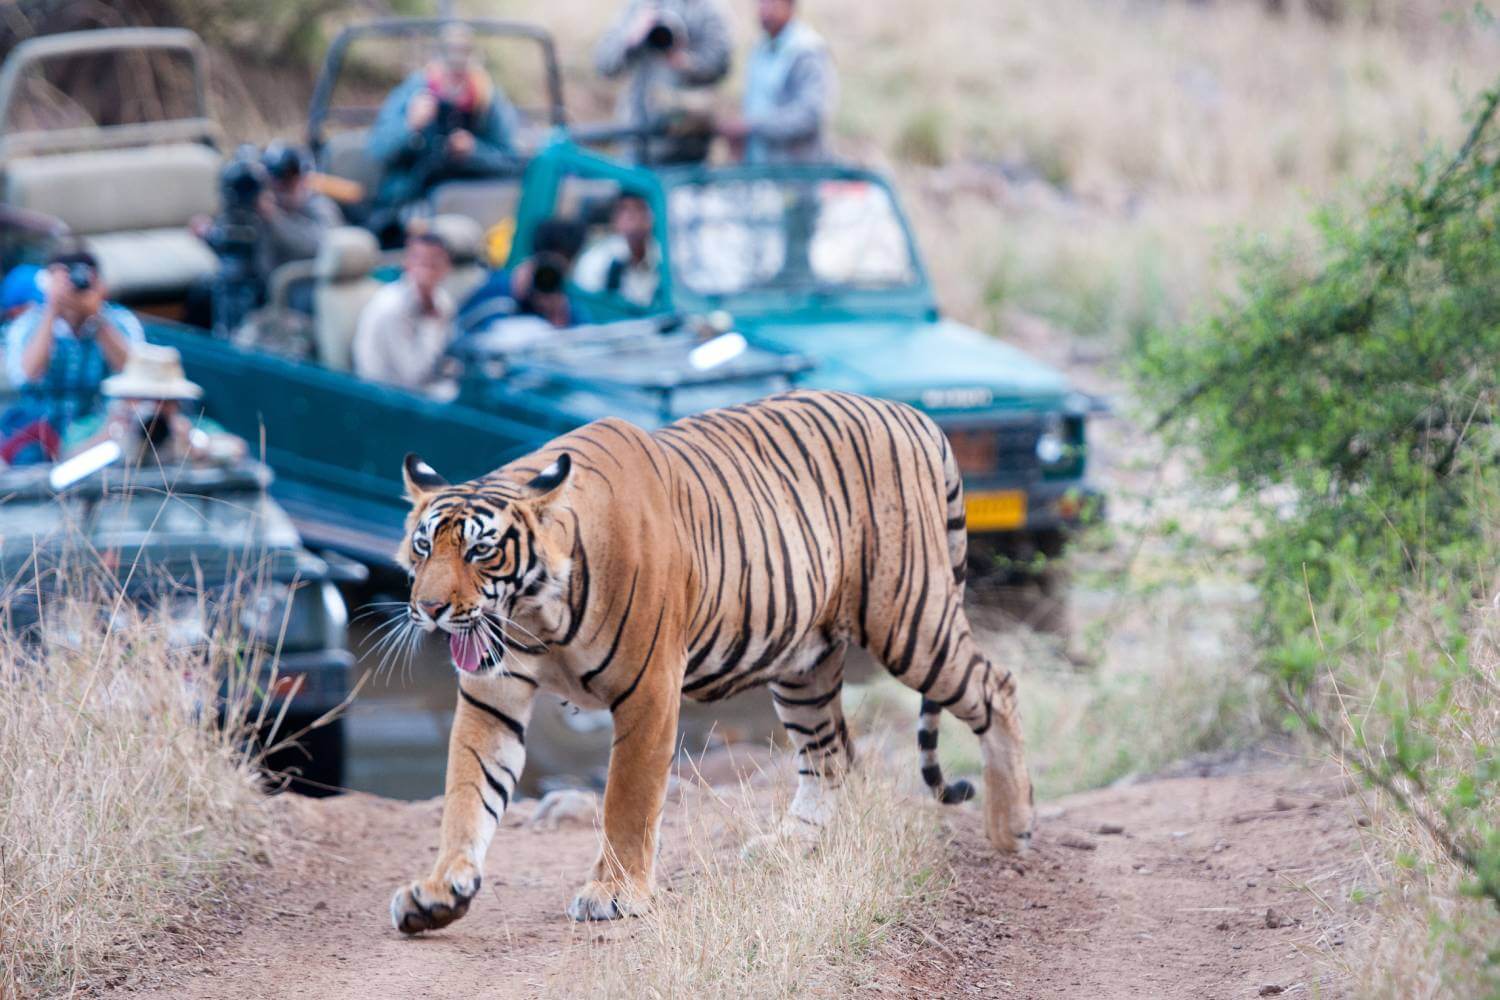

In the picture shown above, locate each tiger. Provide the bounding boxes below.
[388,389,1034,933]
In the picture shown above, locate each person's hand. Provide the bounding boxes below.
[537,292,571,329]
[407,91,438,131]
[446,129,476,159]
[510,260,535,301]
[717,115,751,141]
[43,264,71,311]
[188,213,213,239]
[627,9,659,48]
[255,189,278,220]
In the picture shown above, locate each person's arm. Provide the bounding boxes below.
[673,0,732,85]
[92,306,140,372]
[16,303,58,382]
[263,200,331,263]
[594,2,649,78]
[744,48,831,145]
[367,76,429,166]
[470,89,519,161]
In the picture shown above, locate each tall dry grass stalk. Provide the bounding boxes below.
[0,582,270,998]
[563,748,951,999]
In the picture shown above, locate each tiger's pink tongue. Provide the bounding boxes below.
[450,633,484,673]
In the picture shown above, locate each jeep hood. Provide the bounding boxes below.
[743,317,1072,410]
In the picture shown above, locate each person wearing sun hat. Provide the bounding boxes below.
[62,343,243,466]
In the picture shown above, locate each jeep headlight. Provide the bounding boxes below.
[240,582,292,644]
[1036,415,1067,465]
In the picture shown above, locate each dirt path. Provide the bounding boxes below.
[883,763,1362,999]
[105,756,1363,1000]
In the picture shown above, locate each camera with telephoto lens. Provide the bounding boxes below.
[65,262,94,291]
[530,254,568,296]
[643,18,677,50]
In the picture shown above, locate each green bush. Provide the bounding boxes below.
[1138,84,1500,987]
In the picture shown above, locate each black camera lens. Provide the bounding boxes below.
[66,262,94,291]
[531,255,567,295]
[644,21,676,50]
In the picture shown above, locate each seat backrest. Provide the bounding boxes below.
[319,129,383,220]
[4,142,219,235]
[429,178,522,234]
[427,213,488,303]
[312,226,381,372]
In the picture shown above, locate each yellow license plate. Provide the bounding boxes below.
[965,490,1027,531]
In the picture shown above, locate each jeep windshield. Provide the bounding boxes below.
[667,174,922,305]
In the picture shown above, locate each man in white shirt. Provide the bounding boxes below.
[573,193,661,309]
[352,233,456,397]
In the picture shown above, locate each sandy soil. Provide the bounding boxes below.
[101,753,1364,1000]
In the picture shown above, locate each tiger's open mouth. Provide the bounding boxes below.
[448,628,499,674]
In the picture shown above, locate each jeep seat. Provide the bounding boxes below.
[3,143,219,301]
[427,213,487,303]
[312,226,381,372]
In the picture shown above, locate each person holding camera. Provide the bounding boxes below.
[595,0,732,164]
[352,233,457,398]
[457,219,591,333]
[1,251,143,465]
[717,0,834,164]
[367,23,519,242]
[257,142,342,294]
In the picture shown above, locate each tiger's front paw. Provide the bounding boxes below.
[390,859,482,935]
[566,878,650,922]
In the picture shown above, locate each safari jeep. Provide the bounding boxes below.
[492,141,1103,566]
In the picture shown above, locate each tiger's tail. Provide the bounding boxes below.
[918,437,977,805]
[919,699,976,804]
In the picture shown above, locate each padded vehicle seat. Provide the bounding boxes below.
[428,213,487,302]
[313,226,382,372]
[3,143,220,300]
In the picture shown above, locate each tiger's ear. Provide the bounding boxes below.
[403,453,448,502]
[523,452,571,503]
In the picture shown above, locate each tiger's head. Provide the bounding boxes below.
[398,452,574,676]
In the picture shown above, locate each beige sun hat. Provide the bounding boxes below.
[101,343,203,401]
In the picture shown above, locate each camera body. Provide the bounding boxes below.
[432,96,470,137]
[65,262,94,292]
[530,254,568,297]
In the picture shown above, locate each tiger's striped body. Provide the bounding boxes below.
[390,390,1033,932]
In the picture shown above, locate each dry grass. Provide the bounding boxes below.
[0,579,271,998]
[563,747,950,998]
[1324,592,1500,998]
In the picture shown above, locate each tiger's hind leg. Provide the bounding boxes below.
[743,642,853,855]
[771,642,854,829]
[884,595,1035,853]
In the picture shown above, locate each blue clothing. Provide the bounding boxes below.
[367,71,519,215]
[743,21,833,164]
[1,266,43,314]
[457,269,592,334]
[4,303,144,433]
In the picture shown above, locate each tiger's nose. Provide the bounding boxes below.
[416,600,449,620]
